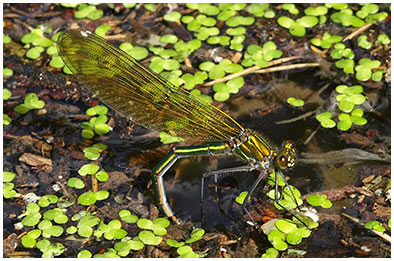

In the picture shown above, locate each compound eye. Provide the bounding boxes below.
[277,155,288,169]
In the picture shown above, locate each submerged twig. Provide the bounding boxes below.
[303,125,321,145]
[254,63,320,74]
[276,109,318,125]
[343,23,372,42]
[202,56,303,87]
[298,148,391,165]
[342,213,391,243]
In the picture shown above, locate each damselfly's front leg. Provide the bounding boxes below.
[200,165,256,226]
[152,143,231,224]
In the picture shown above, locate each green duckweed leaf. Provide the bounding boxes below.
[78,164,99,176]
[276,219,297,234]
[3,68,13,78]
[66,225,77,234]
[167,238,185,248]
[95,190,109,200]
[137,218,153,229]
[67,177,85,189]
[77,250,92,258]
[95,171,109,182]
[4,171,15,182]
[286,228,303,245]
[287,97,304,107]
[78,192,97,206]
[277,16,294,29]
[235,191,249,204]
[164,11,181,22]
[261,247,279,258]
[138,230,162,245]
[95,24,111,37]
[289,22,306,37]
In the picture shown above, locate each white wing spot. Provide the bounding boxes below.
[80,31,91,37]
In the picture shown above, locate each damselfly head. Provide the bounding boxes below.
[275,140,296,170]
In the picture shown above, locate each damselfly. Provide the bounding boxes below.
[58,30,305,229]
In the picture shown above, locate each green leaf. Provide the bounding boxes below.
[275,219,297,234]
[138,230,162,245]
[128,46,149,61]
[78,164,99,176]
[287,97,304,107]
[235,191,249,204]
[78,226,93,238]
[95,190,109,200]
[306,194,326,206]
[78,192,97,206]
[160,34,178,44]
[159,132,184,144]
[214,92,230,102]
[3,68,13,78]
[351,116,367,126]
[67,177,85,189]
[32,37,53,47]
[153,217,170,228]
[95,171,109,182]
[49,55,65,68]
[95,24,111,37]
[337,118,352,131]
[3,172,15,182]
[261,247,279,258]
[277,16,294,29]
[77,250,92,258]
[164,11,181,22]
[297,16,319,28]
[338,99,355,112]
[137,218,153,229]
[166,239,185,248]
[21,235,37,248]
[26,46,45,59]
[286,228,303,245]
[289,22,306,37]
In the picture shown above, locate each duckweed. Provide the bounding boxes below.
[159,132,185,144]
[95,24,111,37]
[306,194,333,208]
[330,43,354,59]
[119,209,138,224]
[287,97,304,107]
[364,220,386,232]
[311,32,342,49]
[163,11,181,22]
[14,93,45,114]
[247,3,270,17]
[261,247,279,258]
[3,68,13,77]
[358,35,372,49]
[282,4,299,15]
[74,4,103,20]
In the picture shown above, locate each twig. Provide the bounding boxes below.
[254,63,320,74]
[303,125,320,145]
[202,56,303,87]
[91,175,98,193]
[276,109,317,125]
[342,213,391,243]
[343,23,372,42]
[310,44,328,58]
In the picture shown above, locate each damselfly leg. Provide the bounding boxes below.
[200,165,310,230]
[200,165,256,227]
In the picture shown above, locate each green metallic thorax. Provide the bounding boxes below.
[230,129,275,165]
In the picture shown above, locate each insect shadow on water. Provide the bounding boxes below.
[58,29,309,231]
